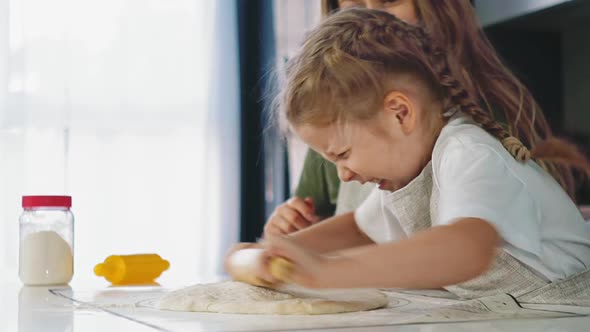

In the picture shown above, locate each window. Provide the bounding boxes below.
[0,0,240,284]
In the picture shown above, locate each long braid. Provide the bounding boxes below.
[357,14,534,162]
[419,35,533,162]
[349,11,584,194]
[404,24,583,195]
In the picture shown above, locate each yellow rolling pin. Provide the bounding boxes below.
[94,254,170,285]
[227,248,293,287]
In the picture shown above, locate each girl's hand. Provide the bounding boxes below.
[225,242,285,288]
[223,242,260,279]
[264,197,320,237]
[264,235,332,288]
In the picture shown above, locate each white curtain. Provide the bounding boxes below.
[0,0,240,285]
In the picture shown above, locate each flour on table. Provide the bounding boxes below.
[158,281,388,315]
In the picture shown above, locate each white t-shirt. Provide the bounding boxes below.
[334,181,376,215]
[355,114,590,281]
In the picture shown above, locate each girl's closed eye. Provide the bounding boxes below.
[324,150,350,163]
[336,150,350,160]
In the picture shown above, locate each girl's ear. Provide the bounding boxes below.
[383,91,416,135]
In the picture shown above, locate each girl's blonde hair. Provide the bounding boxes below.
[280,9,589,197]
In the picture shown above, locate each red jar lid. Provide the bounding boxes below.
[22,196,72,208]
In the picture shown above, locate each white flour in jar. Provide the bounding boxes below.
[19,231,73,285]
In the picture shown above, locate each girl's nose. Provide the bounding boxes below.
[337,165,355,182]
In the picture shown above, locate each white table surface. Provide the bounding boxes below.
[2,276,590,332]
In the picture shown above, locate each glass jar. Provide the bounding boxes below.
[19,196,74,285]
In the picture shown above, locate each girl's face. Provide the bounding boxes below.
[294,91,441,192]
[338,0,419,25]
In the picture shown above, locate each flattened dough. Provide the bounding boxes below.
[158,281,388,315]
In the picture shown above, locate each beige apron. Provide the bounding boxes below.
[385,162,590,306]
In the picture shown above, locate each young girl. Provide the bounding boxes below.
[229,8,590,304]
[265,0,581,239]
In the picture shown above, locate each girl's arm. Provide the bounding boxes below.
[268,217,499,289]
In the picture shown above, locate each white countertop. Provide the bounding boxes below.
[2,276,590,332]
